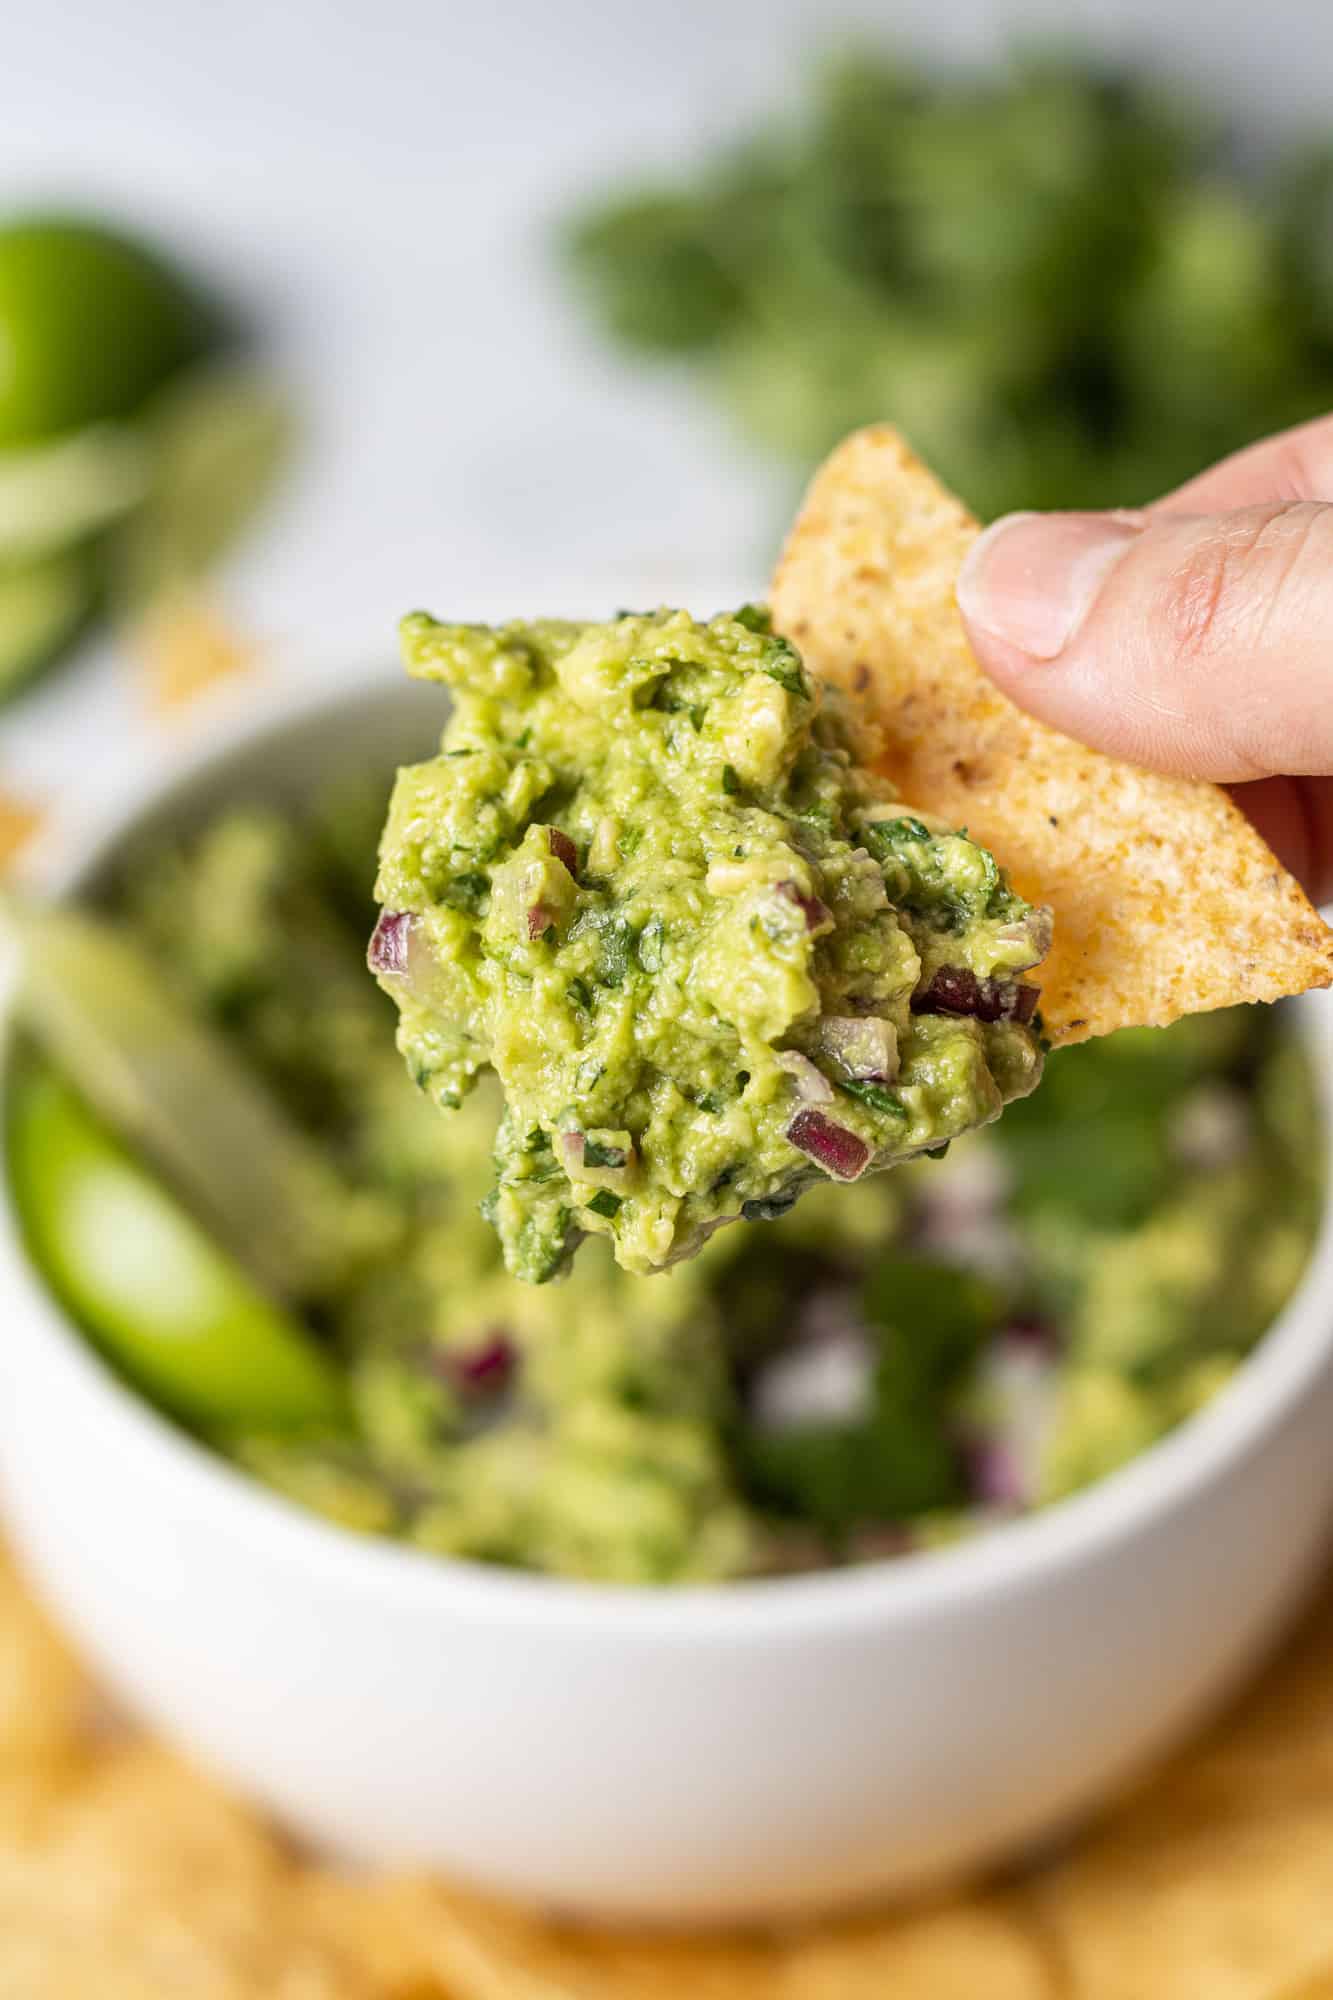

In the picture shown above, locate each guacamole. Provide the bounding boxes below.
[372,607,1048,1280]
[10,787,1319,1585]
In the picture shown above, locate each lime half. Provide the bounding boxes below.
[0,216,219,447]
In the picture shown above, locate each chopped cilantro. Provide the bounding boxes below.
[761,639,807,698]
[439,869,488,914]
[636,916,665,973]
[596,915,637,987]
[741,1191,799,1222]
[838,1079,907,1117]
[865,817,932,853]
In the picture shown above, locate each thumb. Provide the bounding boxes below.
[956,502,1333,782]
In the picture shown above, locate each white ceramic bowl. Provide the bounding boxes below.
[3,669,1333,1926]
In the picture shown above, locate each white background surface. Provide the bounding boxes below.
[4,0,1332,821]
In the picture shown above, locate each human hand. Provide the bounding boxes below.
[956,414,1333,903]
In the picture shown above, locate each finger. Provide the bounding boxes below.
[956,500,1333,782]
[1225,776,1333,907]
[1154,410,1333,515]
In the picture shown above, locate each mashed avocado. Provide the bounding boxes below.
[372,606,1048,1280]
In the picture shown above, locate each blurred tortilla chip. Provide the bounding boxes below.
[782,1895,1057,1998]
[772,425,1333,1043]
[1273,1973,1333,2000]
[296,1873,457,1996]
[0,1551,89,1770]
[0,789,46,879]
[366,1880,777,1999]
[348,1879,1058,2000]
[0,1738,370,1999]
[1023,1796,1333,2000]
[136,587,255,717]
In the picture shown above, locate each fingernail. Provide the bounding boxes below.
[957,510,1146,662]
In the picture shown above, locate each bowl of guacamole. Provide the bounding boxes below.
[2,669,1321,1585]
[3,669,1333,1919]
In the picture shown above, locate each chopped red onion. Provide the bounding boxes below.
[814,1014,899,1082]
[546,826,578,875]
[521,844,576,942]
[776,1049,835,1103]
[786,1108,871,1181]
[1006,983,1041,1025]
[368,909,413,976]
[961,1435,1027,1509]
[999,1315,1060,1355]
[775,879,833,932]
[911,966,1040,1024]
[445,1332,517,1396]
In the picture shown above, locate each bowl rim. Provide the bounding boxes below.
[6,658,1333,1640]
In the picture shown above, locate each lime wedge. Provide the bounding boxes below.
[6,903,372,1303]
[0,424,149,563]
[8,1059,346,1431]
[0,548,95,697]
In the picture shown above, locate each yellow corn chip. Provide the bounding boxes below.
[0,1551,89,1770]
[1273,1972,1333,2000]
[0,790,46,878]
[295,1873,458,1997]
[349,1878,1059,2000]
[0,1741,372,2000]
[772,426,1333,1043]
[377,1879,777,2000]
[781,1896,1057,1999]
[136,587,255,717]
[1022,1798,1333,2000]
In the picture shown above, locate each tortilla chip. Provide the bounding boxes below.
[0,1551,90,1769]
[782,1896,1057,1998]
[372,1880,778,2000]
[0,1726,371,1998]
[1273,1973,1333,2000]
[771,426,1333,1043]
[295,1874,458,1997]
[0,789,46,878]
[136,587,255,717]
[341,1879,1060,2000]
[1022,1798,1333,2000]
